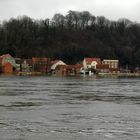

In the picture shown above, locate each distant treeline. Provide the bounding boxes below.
[0,10,140,68]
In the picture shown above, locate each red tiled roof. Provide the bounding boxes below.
[32,57,48,63]
[84,57,101,64]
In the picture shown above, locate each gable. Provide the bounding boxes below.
[1,54,16,66]
[51,60,66,70]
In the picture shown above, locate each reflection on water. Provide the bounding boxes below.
[0,76,140,140]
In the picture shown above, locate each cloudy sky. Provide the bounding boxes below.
[0,0,140,22]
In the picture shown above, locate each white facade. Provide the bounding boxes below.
[83,58,98,69]
[91,61,98,69]
[83,59,87,69]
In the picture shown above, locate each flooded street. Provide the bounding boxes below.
[0,76,140,140]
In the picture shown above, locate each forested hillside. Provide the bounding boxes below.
[0,10,140,68]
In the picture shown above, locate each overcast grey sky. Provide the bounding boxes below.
[0,0,140,22]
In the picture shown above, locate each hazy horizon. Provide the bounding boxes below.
[0,0,140,22]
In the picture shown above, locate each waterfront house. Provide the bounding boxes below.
[75,64,83,74]
[15,58,32,72]
[83,57,101,75]
[102,59,119,73]
[21,60,31,72]
[66,65,77,75]
[55,65,67,76]
[55,64,83,76]
[0,54,16,67]
[15,58,22,72]
[2,62,13,73]
[51,60,66,71]
[64,64,83,76]
[0,54,16,73]
[32,57,51,73]
[83,57,101,69]
[96,64,110,73]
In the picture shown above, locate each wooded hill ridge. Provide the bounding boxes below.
[0,10,140,68]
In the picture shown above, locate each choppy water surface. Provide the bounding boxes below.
[0,76,140,140]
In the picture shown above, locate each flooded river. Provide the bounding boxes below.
[0,76,140,140]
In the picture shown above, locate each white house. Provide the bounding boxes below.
[83,58,101,69]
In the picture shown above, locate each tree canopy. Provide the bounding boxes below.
[0,11,140,68]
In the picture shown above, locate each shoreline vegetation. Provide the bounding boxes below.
[0,10,140,69]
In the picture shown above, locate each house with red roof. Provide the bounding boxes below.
[0,54,16,73]
[102,59,119,73]
[96,64,110,73]
[83,57,101,70]
[55,64,83,76]
[0,54,16,67]
[32,57,51,73]
[66,64,83,75]
[55,65,67,76]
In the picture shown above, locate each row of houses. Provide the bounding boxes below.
[0,54,121,76]
[52,58,120,76]
[0,54,51,74]
[83,58,119,75]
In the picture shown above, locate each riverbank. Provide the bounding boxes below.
[118,73,140,78]
[0,71,139,78]
[98,73,140,78]
[98,72,140,78]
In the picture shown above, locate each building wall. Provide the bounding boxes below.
[32,58,51,73]
[2,63,13,73]
[91,61,98,69]
[56,65,66,76]
[83,59,92,69]
[83,59,87,69]
[83,58,100,69]
[96,64,110,73]
[103,60,119,69]
[21,60,30,72]
[51,61,66,70]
